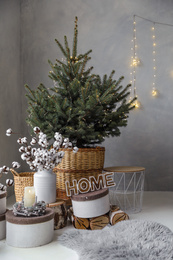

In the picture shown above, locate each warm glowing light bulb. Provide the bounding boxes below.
[132,57,140,67]
[133,100,141,109]
[152,89,158,97]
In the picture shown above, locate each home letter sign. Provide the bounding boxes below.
[65,172,115,197]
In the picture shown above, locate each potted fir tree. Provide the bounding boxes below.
[25,17,135,200]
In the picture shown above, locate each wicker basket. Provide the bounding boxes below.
[54,147,105,200]
[10,169,34,202]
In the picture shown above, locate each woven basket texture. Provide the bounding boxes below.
[54,147,105,200]
[10,169,34,202]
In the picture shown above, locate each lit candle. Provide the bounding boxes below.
[24,187,35,207]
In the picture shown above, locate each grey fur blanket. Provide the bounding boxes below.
[58,219,173,260]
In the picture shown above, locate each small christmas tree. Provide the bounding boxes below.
[25,17,135,148]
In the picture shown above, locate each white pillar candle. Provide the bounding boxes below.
[24,187,35,207]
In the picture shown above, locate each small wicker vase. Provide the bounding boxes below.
[10,169,34,202]
[54,146,105,200]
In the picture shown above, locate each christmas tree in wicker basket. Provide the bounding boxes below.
[25,17,136,200]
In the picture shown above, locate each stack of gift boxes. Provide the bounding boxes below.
[0,172,129,248]
[0,191,7,240]
[66,173,129,230]
[69,189,129,230]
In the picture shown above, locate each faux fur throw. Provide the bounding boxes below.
[58,219,173,260]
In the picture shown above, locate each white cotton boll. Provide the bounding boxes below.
[30,137,37,145]
[33,163,38,168]
[38,164,44,171]
[54,132,59,139]
[55,157,62,164]
[21,153,27,160]
[17,138,22,144]
[44,165,48,170]
[33,127,40,134]
[12,161,20,169]
[42,134,47,140]
[0,184,6,191]
[38,132,44,139]
[54,132,63,143]
[63,144,69,149]
[39,133,46,141]
[68,142,72,147]
[30,165,35,171]
[0,167,3,174]
[38,139,49,148]
[26,146,31,152]
[6,179,14,186]
[53,141,60,149]
[36,158,41,164]
[43,140,49,148]
[58,151,65,158]
[6,128,12,136]
[19,146,25,153]
[73,147,79,153]
[25,157,31,162]
[31,148,36,155]
[49,163,53,169]
[21,137,27,144]
[38,139,42,146]
[64,138,69,143]
[49,149,56,155]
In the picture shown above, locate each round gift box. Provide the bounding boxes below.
[0,210,7,240]
[6,208,54,248]
[71,188,110,218]
[0,191,7,215]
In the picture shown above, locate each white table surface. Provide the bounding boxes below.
[0,192,173,260]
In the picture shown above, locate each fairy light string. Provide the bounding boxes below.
[130,15,173,106]
[151,23,158,97]
[130,15,141,108]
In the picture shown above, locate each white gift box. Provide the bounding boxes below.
[0,210,6,240]
[71,188,110,218]
[6,208,54,248]
[0,191,7,215]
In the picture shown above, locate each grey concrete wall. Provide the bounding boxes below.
[1,0,173,191]
[0,0,21,196]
